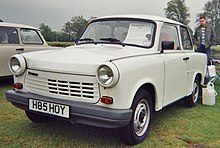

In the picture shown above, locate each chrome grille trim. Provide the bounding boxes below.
[25,70,100,103]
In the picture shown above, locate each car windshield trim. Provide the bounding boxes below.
[77,18,156,48]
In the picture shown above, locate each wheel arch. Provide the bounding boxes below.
[185,72,202,107]
[132,83,157,112]
[187,72,203,97]
[193,72,202,90]
[195,73,202,83]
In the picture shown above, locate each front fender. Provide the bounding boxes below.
[98,55,165,110]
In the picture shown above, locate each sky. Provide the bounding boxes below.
[0,0,209,31]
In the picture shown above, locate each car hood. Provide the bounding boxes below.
[22,44,155,75]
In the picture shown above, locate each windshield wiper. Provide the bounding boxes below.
[99,38,125,47]
[79,38,94,42]
[77,38,97,44]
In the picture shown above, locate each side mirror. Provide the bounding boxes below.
[161,41,174,53]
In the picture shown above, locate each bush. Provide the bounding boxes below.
[47,42,74,47]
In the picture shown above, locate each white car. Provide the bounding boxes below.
[0,22,52,77]
[6,15,207,145]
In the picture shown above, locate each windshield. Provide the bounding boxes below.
[78,19,155,48]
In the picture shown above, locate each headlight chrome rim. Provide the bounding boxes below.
[96,63,119,88]
[9,54,26,76]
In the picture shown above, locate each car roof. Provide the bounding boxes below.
[0,22,39,30]
[92,14,185,26]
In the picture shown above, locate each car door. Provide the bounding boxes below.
[180,26,201,96]
[0,26,22,76]
[159,24,189,106]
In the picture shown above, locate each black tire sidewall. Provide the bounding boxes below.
[185,76,201,107]
[119,89,153,145]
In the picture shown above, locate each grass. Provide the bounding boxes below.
[212,45,220,51]
[0,78,220,147]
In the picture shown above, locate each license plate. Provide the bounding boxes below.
[29,99,70,118]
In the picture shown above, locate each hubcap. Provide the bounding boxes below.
[134,99,150,136]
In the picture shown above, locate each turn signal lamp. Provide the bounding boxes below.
[100,96,113,104]
[13,83,23,89]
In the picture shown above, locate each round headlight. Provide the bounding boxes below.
[97,63,119,87]
[9,54,26,76]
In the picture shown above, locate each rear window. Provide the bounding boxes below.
[180,27,193,50]
[20,29,43,44]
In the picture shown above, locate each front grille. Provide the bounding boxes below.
[47,79,96,99]
[25,70,100,103]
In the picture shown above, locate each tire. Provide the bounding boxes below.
[25,111,50,123]
[119,89,153,145]
[185,76,201,107]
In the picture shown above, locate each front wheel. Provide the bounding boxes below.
[119,89,153,145]
[185,76,201,107]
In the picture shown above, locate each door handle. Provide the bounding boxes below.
[16,48,24,51]
[183,57,189,61]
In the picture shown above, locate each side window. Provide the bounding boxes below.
[0,27,19,44]
[180,27,193,50]
[159,24,180,50]
[20,29,43,44]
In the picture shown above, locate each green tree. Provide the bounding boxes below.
[39,23,53,41]
[53,31,70,42]
[164,0,190,25]
[62,16,88,41]
[62,21,72,41]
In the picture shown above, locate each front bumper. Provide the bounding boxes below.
[6,90,132,128]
